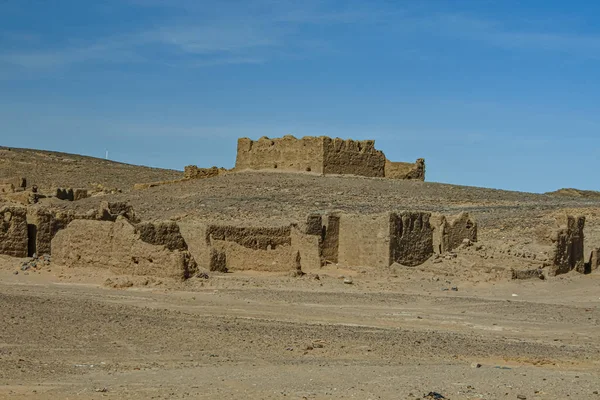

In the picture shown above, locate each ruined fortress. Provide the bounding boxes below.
[235,136,425,180]
[1,135,597,281]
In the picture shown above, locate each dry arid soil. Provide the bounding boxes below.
[1,149,600,399]
[0,147,181,191]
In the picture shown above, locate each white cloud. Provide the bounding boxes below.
[0,0,395,72]
[2,2,599,74]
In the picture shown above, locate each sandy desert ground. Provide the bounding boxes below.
[1,255,600,399]
[1,148,600,399]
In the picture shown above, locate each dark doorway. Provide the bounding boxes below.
[27,224,37,257]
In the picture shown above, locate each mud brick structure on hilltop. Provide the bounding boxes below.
[235,135,425,180]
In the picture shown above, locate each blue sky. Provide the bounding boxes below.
[1,0,599,193]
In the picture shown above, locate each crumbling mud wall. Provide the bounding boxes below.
[235,136,325,173]
[337,211,476,268]
[322,138,386,177]
[389,212,434,267]
[25,201,138,257]
[26,208,76,256]
[51,218,197,280]
[235,135,425,179]
[207,224,297,272]
[55,188,74,201]
[184,166,226,180]
[54,188,89,201]
[550,215,586,276]
[589,248,600,273]
[320,214,340,264]
[337,213,393,268]
[211,240,295,272]
[136,221,189,251]
[432,212,478,254]
[180,220,320,273]
[0,177,26,189]
[385,159,425,181]
[206,225,292,249]
[0,206,28,257]
[291,225,321,272]
[178,222,211,269]
[97,201,138,222]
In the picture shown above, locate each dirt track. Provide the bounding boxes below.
[1,261,599,399]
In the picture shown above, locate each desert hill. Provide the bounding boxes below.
[546,188,600,198]
[0,146,181,191]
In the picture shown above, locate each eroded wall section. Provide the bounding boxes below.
[322,138,386,177]
[235,136,325,173]
[389,211,434,267]
[385,159,425,181]
[550,215,585,276]
[52,218,197,280]
[337,213,393,268]
[0,206,28,257]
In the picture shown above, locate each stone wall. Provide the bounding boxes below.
[54,188,89,201]
[290,226,321,272]
[51,218,197,280]
[337,213,393,268]
[320,213,340,264]
[385,159,425,181]
[0,206,28,257]
[25,201,138,257]
[589,248,600,273]
[136,221,189,251]
[235,136,325,173]
[178,222,216,270]
[549,215,586,276]
[432,212,478,254]
[26,208,76,256]
[235,135,425,179]
[207,224,296,272]
[322,138,386,177]
[389,212,434,267]
[337,211,475,269]
[97,201,138,222]
[184,166,226,180]
[211,240,295,272]
[179,221,301,273]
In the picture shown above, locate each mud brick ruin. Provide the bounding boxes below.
[52,218,197,280]
[1,136,598,281]
[235,135,425,180]
[177,210,478,274]
[550,215,586,275]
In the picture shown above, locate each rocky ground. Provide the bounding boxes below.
[0,146,181,191]
[1,257,599,399]
[2,151,600,399]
